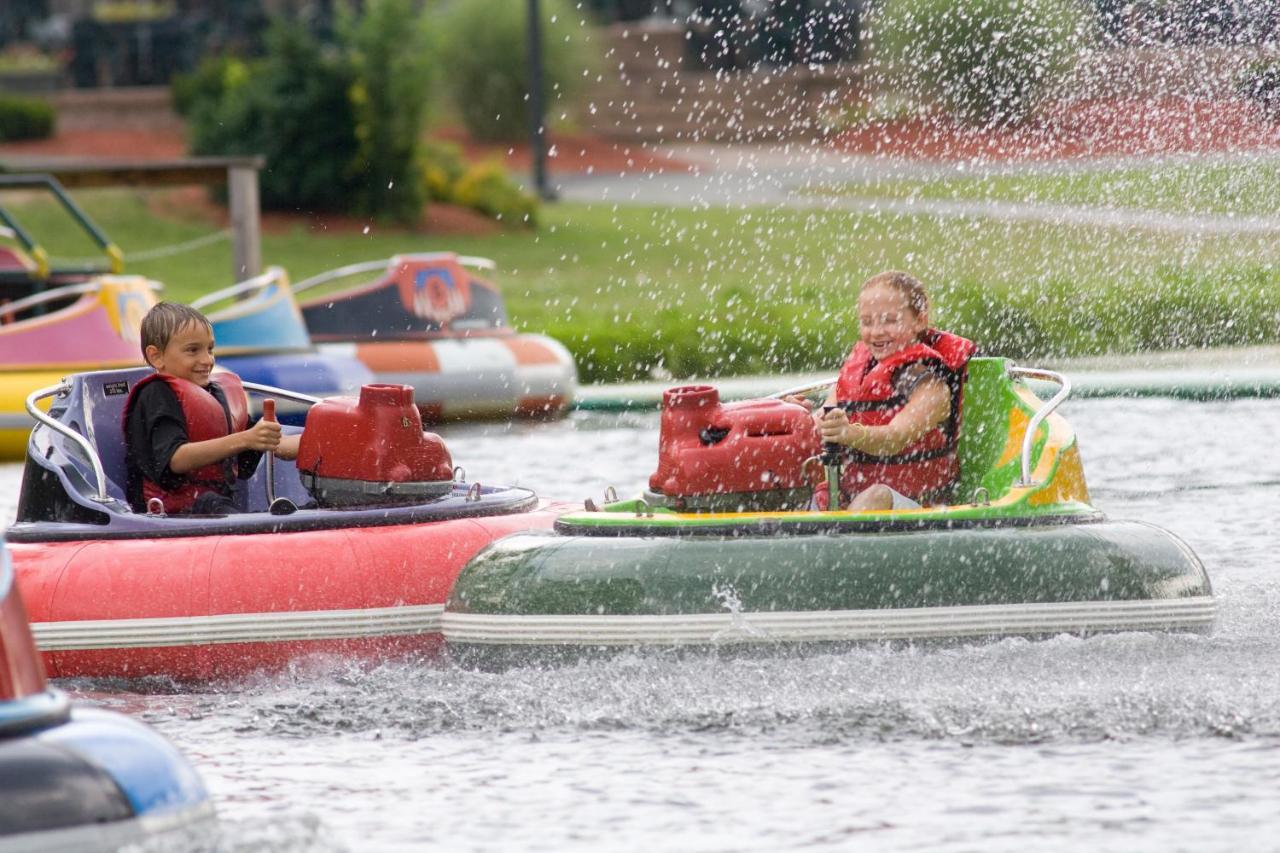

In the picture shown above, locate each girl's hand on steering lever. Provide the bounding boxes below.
[819,407,854,446]
[782,394,813,411]
[242,419,282,452]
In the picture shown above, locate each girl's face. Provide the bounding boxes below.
[857,284,927,360]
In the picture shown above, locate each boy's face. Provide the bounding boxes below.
[858,284,927,361]
[145,321,216,386]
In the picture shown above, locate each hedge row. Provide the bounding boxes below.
[543,269,1280,383]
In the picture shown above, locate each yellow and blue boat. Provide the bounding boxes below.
[0,275,157,459]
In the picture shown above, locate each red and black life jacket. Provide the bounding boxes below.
[833,329,977,502]
[124,371,249,513]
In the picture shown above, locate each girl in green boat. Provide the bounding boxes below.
[786,271,976,512]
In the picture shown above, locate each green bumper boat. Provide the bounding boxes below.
[442,358,1213,650]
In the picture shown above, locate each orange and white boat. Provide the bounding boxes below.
[298,253,577,422]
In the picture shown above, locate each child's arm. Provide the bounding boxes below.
[819,377,950,455]
[169,419,283,474]
[273,433,301,461]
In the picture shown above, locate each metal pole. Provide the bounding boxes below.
[228,162,262,280]
[526,0,557,201]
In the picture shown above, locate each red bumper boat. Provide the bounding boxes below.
[8,368,565,681]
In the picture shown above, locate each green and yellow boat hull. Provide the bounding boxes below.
[442,359,1214,650]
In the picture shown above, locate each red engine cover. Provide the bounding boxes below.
[297,384,453,483]
[647,385,821,499]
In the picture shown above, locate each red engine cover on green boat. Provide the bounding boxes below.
[648,385,821,500]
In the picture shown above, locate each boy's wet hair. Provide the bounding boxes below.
[861,271,929,317]
[140,302,213,359]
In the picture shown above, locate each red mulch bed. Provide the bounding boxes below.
[431,128,697,176]
[0,126,693,176]
[831,96,1280,162]
[0,126,691,237]
[145,186,503,237]
[0,127,188,160]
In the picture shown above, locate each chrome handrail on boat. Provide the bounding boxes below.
[26,381,112,504]
[190,267,287,310]
[1008,366,1072,487]
[3,283,99,316]
[26,380,322,508]
[1,277,164,319]
[767,377,836,400]
[291,254,497,295]
[239,381,323,408]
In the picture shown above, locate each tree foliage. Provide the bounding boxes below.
[436,0,593,142]
[871,0,1093,126]
[183,3,431,223]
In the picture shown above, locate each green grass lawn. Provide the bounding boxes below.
[7,185,1280,382]
[818,160,1280,218]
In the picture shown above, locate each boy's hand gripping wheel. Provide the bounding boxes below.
[261,400,297,515]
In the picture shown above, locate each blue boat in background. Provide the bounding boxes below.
[0,540,215,851]
[195,267,374,424]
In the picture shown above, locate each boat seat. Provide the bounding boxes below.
[64,367,154,505]
[60,367,313,513]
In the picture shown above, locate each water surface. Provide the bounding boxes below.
[6,397,1278,851]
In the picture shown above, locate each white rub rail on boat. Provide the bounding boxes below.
[190,267,289,310]
[767,364,1072,489]
[292,254,497,294]
[25,379,322,505]
[1,279,164,319]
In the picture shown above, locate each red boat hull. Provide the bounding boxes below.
[10,504,569,681]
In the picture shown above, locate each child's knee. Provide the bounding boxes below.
[851,484,894,511]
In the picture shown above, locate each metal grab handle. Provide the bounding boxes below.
[2,282,99,316]
[291,254,497,294]
[25,382,112,504]
[261,399,277,505]
[767,377,836,401]
[1,277,163,321]
[1008,366,1072,487]
[191,267,288,310]
[239,381,322,408]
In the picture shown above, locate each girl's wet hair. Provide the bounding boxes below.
[861,271,929,317]
[140,302,213,359]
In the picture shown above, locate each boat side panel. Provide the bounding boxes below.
[448,522,1211,618]
[47,539,211,679]
[18,505,568,680]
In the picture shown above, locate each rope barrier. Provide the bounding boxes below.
[51,229,232,266]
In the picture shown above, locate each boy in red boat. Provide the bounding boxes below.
[124,302,300,514]
[786,271,976,511]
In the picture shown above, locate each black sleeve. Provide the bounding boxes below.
[893,361,949,400]
[236,442,263,481]
[125,381,189,490]
[206,382,263,480]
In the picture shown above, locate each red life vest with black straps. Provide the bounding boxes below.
[833,329,977,502]
[124,371,250,513]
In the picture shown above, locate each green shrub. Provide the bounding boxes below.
[436,0,593,142]
[186,20,361,214]
[171,55,244,118]
[180,4,540,226]
[0,96,55,141]
[421,139,469,202]
[871,0,1091,126]
[452,162,540,226]
[1237,60,1280,119]
[341,0,435,222]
